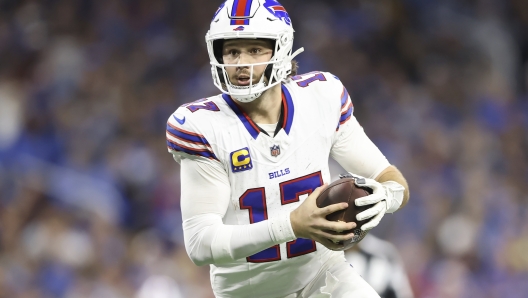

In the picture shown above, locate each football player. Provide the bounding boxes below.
[166,0,409,297]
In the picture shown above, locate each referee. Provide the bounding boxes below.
[345,234,414,298]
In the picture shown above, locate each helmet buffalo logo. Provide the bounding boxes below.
[233,26,245,31]
[263,0,291,25]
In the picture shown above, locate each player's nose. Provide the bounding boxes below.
[236,52,252,66]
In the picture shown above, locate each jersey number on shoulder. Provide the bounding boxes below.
[186,101,220,113]
[182,98,220,113]
[239,172,322,263]
[292,72,327,88]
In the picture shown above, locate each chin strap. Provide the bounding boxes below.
[229,71,267,102]
[290,47,304,60]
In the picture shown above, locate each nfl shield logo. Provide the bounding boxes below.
[270,144,280,157]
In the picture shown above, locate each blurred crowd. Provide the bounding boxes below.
[0,0,527,297]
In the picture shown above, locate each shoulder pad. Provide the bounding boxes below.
[166,99,221,162]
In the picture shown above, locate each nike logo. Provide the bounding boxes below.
[173,115,186,125]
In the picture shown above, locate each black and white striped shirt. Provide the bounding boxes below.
[345,235,414,298]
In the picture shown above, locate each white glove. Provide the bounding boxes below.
[340,173,405,231]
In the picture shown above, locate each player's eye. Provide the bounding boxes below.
[249,48,262,54]
[225,49,239,56]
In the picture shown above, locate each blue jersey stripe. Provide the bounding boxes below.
[167,140,218,160]
[340,105,353,123]
[281,84,295,134]
[222,94,260,139]
[341,87,349,108]
[166,123,211,146]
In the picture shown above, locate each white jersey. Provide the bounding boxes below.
[166,72,389,297]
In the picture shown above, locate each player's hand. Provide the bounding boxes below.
[290,184,357,251]
[346,173,405,231]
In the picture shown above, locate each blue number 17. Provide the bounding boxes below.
[239,172,323,263]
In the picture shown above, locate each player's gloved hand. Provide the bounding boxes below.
[340,173,405,231]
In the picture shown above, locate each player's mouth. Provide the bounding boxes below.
[236,75,251,86]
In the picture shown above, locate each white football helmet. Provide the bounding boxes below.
[206,0,304,102]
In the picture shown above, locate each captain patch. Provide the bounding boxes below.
[230,147,253,173]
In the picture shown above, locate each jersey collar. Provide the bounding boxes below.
[222,84,295,139]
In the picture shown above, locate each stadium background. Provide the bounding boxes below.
[0,0,527,297]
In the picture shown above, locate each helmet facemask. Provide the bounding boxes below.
[207,33,302,103]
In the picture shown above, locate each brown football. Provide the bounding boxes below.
[315,177,372,248]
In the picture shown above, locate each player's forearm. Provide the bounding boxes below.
[179,159,296,266]
[183,213,296,266]
[374,165,409,208]
[183,214,272,266]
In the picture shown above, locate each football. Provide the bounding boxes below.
[316,177,372,248]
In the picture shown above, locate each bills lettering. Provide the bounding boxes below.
[269,168,290,179]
